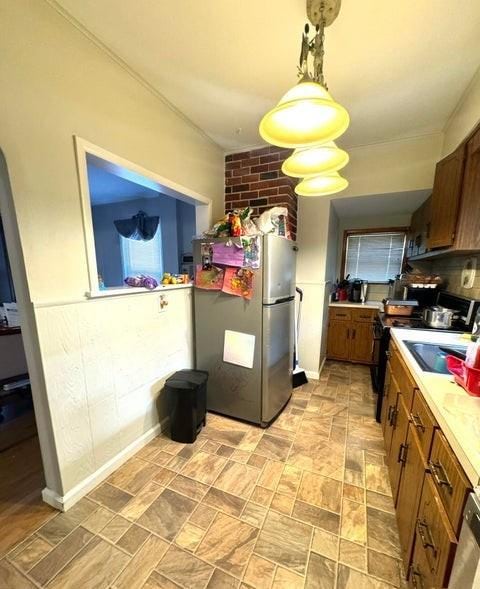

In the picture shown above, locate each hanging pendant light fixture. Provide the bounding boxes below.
[282,141,349,178]
[295,171,348,197]
[259,0,349,196]
[259,0,348,150]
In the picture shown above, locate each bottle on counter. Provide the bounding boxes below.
[471,308,480,342]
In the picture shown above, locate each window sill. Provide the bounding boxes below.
[86,283,193,299]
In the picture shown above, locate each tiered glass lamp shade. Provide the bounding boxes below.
[282,142,349,178]
[295,171,348,197]
[259,81,349,149]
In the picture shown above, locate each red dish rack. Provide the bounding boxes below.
[446,355,480,397]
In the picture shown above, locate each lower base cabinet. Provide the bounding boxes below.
[326,307,376,364]
[409,474,457,588]
[395,424,426,569]
[386,393,410,502]
[382,341,471,589]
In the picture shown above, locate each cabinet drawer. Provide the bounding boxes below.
[351,308,377,323]
[413,473,457,588]
[390,348,417,411]
[410,391,437,462]
[429,430,471,534]
[329,307,352,321]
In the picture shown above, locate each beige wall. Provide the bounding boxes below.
[339,134,443,198]
[0,0,224,507]
[296,134,440,376]
[296,197,332,377]
[443,67,480,155]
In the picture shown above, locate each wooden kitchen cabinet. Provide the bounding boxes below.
[453,125,480,251]
[409,474,458,588]
[427,143,466,250]
[326,307,375,364]
[383,339,472,588]
[396,422,427,571]
[407,195,432,257]
[387,392,410,503]
[349,321,374,362]
[382,368,399,458]
[429,429,471,535]
[381,362,392,435]
[326,320,351,361]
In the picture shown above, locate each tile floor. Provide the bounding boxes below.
[0,361,406,588]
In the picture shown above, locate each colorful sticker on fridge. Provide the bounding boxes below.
[241,236,261,268]
[222,267,254,300]
[195,264,224,290]
[212,241,244,267]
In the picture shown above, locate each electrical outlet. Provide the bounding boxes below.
[159,295,169,313]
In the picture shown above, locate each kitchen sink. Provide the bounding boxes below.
[404,342,468,374]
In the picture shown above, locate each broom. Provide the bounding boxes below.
[293,287,308,388]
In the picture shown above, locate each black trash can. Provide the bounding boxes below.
[165,369,208,443]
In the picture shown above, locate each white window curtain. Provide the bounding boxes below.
[344,232,406,282]
[120,225,163,280]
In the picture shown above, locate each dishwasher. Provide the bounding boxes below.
[449,491,480,588]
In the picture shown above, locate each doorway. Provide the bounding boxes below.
[0,152,54,555]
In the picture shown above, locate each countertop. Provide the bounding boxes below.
[329,301,383,310]
[391,328,480,489]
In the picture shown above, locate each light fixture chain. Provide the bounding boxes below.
[313,2,326,87]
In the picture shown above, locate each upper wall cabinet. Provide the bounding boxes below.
[408,123,480,260]
[454,126,480,251]
[407,195,431,257]
[427,143,465,250]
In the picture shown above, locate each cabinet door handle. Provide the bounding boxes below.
[336,313,347,317]
[429,460,453,492]
[397,442,408,464]
[417,519,437,557]
[387,405,394,423]
[385,351,391,358]
[352,329,356,339]
[389,407,398,427]
[410,566,424,589]
[346,328,350,339]
[410,413,425,432]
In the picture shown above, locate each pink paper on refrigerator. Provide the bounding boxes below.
[212,242,244,267]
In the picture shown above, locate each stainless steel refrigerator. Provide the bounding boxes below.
[193,234,297,426]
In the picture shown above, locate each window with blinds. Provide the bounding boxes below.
[344,231,406,282]
[120,225,163,280]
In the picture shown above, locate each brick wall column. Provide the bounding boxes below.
[225,146,298,240]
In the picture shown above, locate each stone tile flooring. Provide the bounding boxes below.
[0,362,407,588]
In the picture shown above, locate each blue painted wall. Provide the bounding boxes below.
[92,196,195,288]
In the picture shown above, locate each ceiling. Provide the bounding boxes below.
[332,189,430,219]
[87,161,160,205]
[54,1,480,152]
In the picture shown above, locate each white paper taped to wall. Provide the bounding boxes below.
[223,330,256,369]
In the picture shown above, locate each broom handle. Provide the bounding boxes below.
[295,287,303,367]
